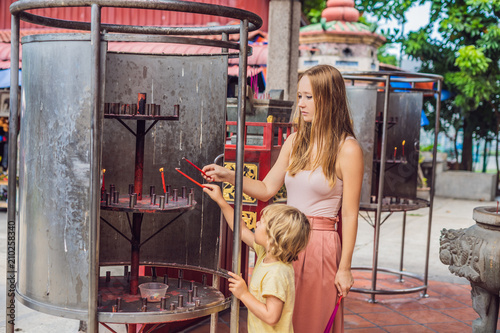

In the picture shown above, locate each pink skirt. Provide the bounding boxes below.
[292,216,343,333]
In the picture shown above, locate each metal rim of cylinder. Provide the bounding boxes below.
[10,0,263,37]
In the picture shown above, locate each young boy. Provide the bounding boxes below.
[204,184,311,332]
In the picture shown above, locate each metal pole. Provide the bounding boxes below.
[423,79,442,296]
[131,120,146,297]
[371,75,391,303]
[89,4,102,332]
[5,13,20,333]
[221,32,228,53]
[230,18,248,333]
[398,211,407,282]
[212,31,227,333]
[134,120,145,201]
[210,274,220,333]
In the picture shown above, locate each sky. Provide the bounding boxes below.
[368,3,435,57]
[375,2,432,33]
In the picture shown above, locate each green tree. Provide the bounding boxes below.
[356,0,500,175]
[359,15,399,66]
[300,0,327,24]
[376,43,398,67]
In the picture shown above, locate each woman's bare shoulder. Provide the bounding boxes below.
[337,137,363,180]
[287,131,297,140]
[283,132,297,148]
[339,137,363,159]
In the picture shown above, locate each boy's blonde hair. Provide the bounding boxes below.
[260,204,311,263]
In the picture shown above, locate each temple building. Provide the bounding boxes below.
[299,0,386,72]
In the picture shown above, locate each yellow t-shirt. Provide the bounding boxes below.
[247,243,295,333]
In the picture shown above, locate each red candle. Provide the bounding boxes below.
[402,140,405,156]
[101,169,106,190]
[175,168,206,189]
[393,147,397,161]
[159,167,166,194]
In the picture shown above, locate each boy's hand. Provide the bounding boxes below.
[203,184,225,204]
[227,271,249,300]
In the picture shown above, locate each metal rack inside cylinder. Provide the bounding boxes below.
[9,1,262,331]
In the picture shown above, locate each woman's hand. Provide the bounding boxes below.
[202,164,234,183]
[335,268,354,297]
[227,271,249,300]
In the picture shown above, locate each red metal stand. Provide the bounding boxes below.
[221,121,293,293]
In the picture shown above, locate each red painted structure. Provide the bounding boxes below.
[0,0,270,31]
[220,121,293,292]
[0,1,270,70]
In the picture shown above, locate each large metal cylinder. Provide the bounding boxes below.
[16,32,228,320]
[17,34,100,319]
[347,87,423,204]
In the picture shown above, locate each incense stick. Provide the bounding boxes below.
[323,295,343,333]
[182,157,211,179]
[175,168,206,189]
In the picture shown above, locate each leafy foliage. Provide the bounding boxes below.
[377,44,398,66]
[300,0,327,24]
[356,0,422,25]
[355,0,500,170]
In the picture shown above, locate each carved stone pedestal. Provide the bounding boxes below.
[440,206,500,333]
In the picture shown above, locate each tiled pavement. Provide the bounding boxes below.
[342,271,496,333]
[3,198,499,332]
[183,270,500,332]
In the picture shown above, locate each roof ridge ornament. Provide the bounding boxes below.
[321,0,360,22]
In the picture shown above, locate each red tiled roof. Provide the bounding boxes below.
[107,42,267,66]
[0,43,17,69]
[228,65,263,77]
[0,29,268,70]
[0,28,267,43]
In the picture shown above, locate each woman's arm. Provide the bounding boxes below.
[336,139,363,297]
[228,272,284,326]
[202,132,296,202]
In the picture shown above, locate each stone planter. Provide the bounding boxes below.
[439,206,500,332]
[416,187,430,200]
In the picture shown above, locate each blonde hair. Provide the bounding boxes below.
[288,64,355,187]
[260,204,311,263]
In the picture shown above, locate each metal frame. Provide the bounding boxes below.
[8,1,262,333]
[5,13,19,333]
[10,0,262,35]
[343,71,443,302]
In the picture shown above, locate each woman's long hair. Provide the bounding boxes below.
[288,65,355,187]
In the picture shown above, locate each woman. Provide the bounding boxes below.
[203,64,363,332]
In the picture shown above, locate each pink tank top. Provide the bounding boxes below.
[284,136,355,217]
[284,167,342,217]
